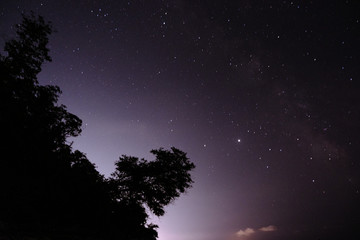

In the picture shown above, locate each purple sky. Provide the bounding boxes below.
[1,1,360,239]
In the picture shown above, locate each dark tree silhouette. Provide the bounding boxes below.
[0,12,98,233]
[110,147,195,216]
[0,13,195,240]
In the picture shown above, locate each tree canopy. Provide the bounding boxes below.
[110,147,195,216]
[0,13,195,240]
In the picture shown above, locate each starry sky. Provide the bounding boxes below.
[1,1,360,239]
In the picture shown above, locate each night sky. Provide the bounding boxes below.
[1,1,360,239]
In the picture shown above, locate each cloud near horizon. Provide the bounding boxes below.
[236,228,256,237]
[259,225,277,232]
[235,225,277,238]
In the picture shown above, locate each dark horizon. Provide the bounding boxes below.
[1,1,360,240]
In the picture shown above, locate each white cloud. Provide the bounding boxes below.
[236,228,255,237]
[235,225,277,238]
[259,225,277,232]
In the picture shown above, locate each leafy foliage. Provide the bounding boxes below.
[0,13,195,240]
[110,147,195,216]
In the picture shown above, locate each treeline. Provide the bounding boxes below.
[0,13,195,240]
